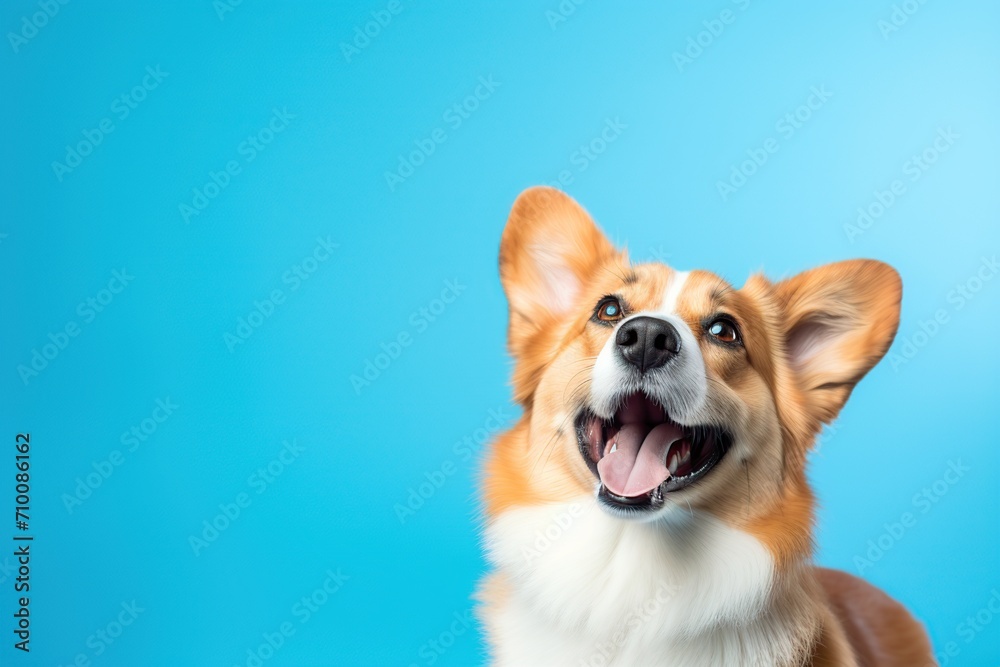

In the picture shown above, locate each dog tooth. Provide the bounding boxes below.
[667,453,679,475]
[610,442,618,454]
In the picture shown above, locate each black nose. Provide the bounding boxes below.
[615,316,680,372]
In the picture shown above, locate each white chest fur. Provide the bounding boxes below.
[483,500,812,666]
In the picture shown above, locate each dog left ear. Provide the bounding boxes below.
[775,259,902,424]
[499,187,619,360]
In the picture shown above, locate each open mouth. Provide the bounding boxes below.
[576,393,732,514]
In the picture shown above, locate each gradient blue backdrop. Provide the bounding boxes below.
[2,1,998,665]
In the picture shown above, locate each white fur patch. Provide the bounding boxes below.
[484,501,803,666]
[660,270,690,313]
[588,270,708,424]
[529,243,581,314]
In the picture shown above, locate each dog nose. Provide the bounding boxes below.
[615,316,680,372]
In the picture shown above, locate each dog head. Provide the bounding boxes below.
[485,187,901,564]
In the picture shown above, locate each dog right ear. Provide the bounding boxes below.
[499,187,619,386]
[774,259,902,426]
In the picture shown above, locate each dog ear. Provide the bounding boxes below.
[499,187,618,360]
[774,259,902,425]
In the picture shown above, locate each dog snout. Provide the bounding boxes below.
[615,316,680,373]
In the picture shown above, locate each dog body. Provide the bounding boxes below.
[478,188,933,666]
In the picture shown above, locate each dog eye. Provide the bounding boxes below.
[706,317,741,344]
[595,297,624,322]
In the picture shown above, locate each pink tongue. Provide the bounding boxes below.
[597,423,684,497]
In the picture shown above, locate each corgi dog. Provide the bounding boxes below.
[478,187,934,666]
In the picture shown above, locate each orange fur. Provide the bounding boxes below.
[498,186,623,406]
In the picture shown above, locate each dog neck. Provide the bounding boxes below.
[483,500,825,667]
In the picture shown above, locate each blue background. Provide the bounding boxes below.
[2,1,998,665]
